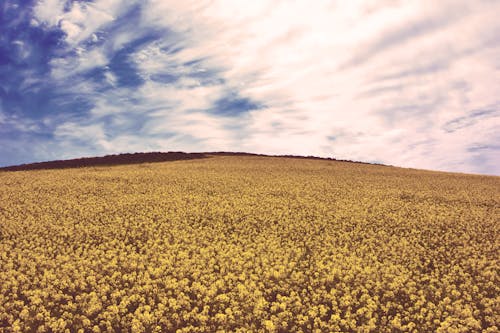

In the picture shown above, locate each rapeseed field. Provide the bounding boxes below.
[0,155,498,332]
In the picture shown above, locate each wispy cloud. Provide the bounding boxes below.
[443,108,498,133]
[0,0,499,175]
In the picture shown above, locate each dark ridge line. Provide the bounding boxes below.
[207,152,386,166]
[0,152,208,171]
[0,151,386,172]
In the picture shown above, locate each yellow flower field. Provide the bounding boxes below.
[0,155,498,332]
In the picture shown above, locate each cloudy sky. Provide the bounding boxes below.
[1,0,499,174]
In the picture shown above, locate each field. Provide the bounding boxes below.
[0,155,498,332]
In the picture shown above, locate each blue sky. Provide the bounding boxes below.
[0,0,499,175]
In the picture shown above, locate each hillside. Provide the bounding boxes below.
[0,152,209,171]
[0,152,368,172]
[0,155,498,332]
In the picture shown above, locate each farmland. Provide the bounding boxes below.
[0,155,498,332]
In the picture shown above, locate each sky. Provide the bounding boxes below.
[0,0,499,175]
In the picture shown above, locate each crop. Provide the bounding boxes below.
[0,156,498,332]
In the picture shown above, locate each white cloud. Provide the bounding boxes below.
[34,0,121,46]
[34,0,136,81]
[0,112,41,133]
[12,40,31,60]
[49,48,108,80]
[136,0,500,174]
[33,0,66,26]
[104,70,117,87]
[55,122,106,141]
[33,0,500,174]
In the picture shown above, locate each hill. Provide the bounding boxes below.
[0,155,498,332]
[0,151,374,172]
[0,152,208,171]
